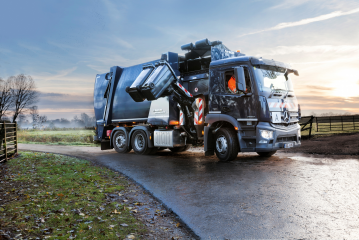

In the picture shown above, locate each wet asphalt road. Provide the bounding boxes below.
[19,144,359,239]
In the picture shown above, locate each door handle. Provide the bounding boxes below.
[222,106,230,112]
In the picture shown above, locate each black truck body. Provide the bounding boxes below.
[94,38,301,161]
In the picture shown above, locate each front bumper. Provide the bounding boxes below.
[238,122,301,152]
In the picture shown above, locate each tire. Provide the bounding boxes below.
[257,151,277,157]
[169,145,191,153]
[131,130,152,155]
[214,128,239,162]
[113,130,131,153]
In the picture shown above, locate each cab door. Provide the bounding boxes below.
[219,66,257,120]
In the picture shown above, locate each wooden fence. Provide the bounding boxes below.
[315,115,359,132]
[299,115,359,138]
[0,122,18,163]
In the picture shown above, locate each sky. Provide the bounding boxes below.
[1,0,359,119]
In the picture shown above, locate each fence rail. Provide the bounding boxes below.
[0,122,18,163]
[299,115,359,138]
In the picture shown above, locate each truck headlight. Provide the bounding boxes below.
[259,130,273,139]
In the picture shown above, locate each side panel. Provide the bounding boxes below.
[111,60,159,122]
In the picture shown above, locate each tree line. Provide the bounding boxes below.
[18,112,96,129]
[1,74,96,129]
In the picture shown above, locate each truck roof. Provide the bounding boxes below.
[210,56,297,72]
[210,56,251,67]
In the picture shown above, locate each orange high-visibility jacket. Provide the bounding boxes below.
[228,76,236,92]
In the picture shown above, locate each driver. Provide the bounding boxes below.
[228,75,236,93]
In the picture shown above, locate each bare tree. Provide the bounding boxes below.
[10,74,39,122]
[81,113,90,126]
[0,77,13,120]
[38,115,47,128]
[29,105,39,129]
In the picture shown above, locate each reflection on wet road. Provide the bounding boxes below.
[19,144,359,239]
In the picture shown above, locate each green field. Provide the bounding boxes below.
[18,129,99,146]
[301,122,359,137]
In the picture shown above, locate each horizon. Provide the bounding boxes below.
[1,0,359,119]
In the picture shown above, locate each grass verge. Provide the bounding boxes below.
[19,141,100,147]
[18,130,99,146]
[0,152,146,239]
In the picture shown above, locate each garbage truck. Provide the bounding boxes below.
[93,38,301,161]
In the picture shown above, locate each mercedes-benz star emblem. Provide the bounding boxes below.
[283,110,290,123]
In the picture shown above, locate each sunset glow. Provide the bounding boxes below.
[331,69,359,98]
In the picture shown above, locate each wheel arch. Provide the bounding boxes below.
[110,127,131,149]
[128,126,154,148]
[204,114,241,155]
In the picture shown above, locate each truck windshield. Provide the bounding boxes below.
[253,67,294,93]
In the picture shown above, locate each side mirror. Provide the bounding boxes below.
[234,67,246,92]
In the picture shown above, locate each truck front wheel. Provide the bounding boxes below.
[131,130,152,155]
[214,128,239,162]
[113,130,131,153]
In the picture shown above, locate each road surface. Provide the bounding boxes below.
[19,144,359,239]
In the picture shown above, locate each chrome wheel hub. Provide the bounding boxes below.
[115,134,126,148]
[216,135,228,154]
[134,134,145,150]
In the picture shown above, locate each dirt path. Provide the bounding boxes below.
[281,132,359,156]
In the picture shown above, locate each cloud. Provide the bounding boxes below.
[115,37,135,49]
[297,95,359,110]
[33,67,78,81]
[38,92,93,112]
[269,0,359,10]
[240,7,359,37]
[258,45,359,56]
[306,85,333,91]
[269,0,314,10]
[18,42,42,52]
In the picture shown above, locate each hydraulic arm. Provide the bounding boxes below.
[126,61,198,139]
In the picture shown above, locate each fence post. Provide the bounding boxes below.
[15,122,18,154]
[353,116,355,130]
[4,122,7,161]
[316,117,318,132]
[309,116,313,139]
[330,117,331,131]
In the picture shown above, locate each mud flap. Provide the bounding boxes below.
[204,126,214,156]
[101,140,111,150]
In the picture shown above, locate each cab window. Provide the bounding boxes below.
[225,67,252,94]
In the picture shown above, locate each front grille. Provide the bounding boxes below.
[276,136,296,143]
[272,122,297,127]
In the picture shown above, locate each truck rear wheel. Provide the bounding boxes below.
[214,128,239,162]
[257,151,276,157]
[131,130,152,155]
[113,130,131,153]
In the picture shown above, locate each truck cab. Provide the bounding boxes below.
[204,56,301,160]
